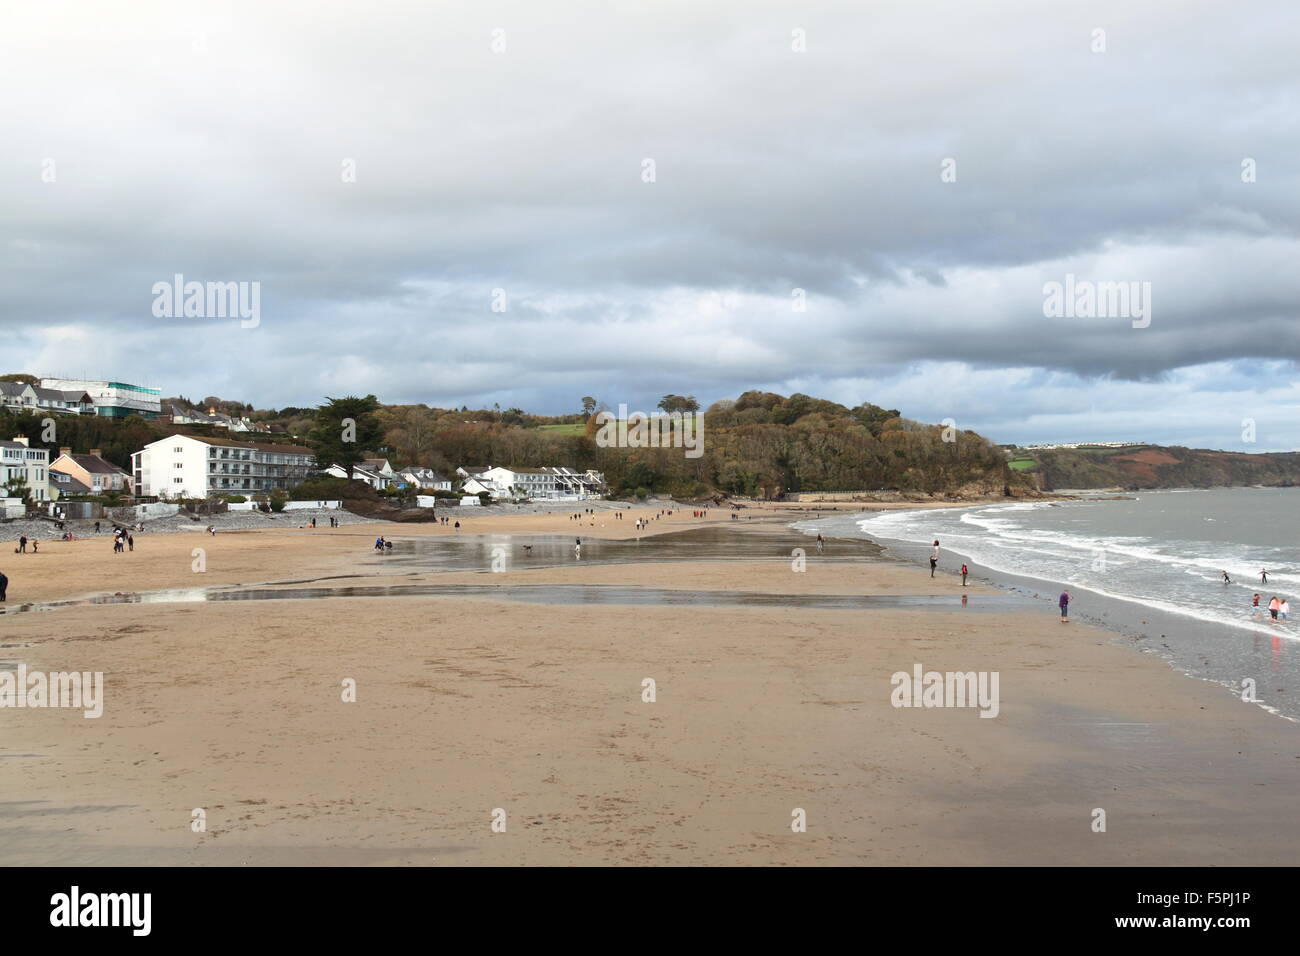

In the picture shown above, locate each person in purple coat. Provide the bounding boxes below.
[1059,589,1071,623]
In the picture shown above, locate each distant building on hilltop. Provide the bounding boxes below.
[41,378,161,419]
[0,381,94,416]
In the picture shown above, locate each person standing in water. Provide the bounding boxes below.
[929,540,940,578]
[1251,593,1261,616]
[1059,589,1071,623]
[1222,571,1231,584]
[1268,596,1281,621]
[1281,599,1291,622]
[1261,569,1269,584]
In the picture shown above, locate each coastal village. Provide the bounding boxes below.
[1,376,607,523]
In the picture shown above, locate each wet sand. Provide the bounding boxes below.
[1,509,1297,865]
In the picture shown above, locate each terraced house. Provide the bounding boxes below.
[131,434,315,498]
[0,436,50,502]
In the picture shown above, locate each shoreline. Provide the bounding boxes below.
[793,502,1300,724]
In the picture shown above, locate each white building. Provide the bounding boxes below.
[324,463,391,490]
[396,466,452,491]
[0,436,51,502]
[131,434,315,498]
[41,378,162,419]
[469,466,605,501]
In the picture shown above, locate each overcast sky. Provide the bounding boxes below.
[3,1,1298,450]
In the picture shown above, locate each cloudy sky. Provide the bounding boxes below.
[3,0,1298,449]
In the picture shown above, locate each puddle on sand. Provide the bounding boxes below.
[0,583,1035,614]
[370,525,881,574]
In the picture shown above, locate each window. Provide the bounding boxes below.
[174,462,183,468]
[174,446,183,452]
[173,477,183,484]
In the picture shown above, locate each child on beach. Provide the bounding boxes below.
[1282,599,1290,621]
[961,564,968,586]
[1059,589,1070,622]
[1251,594,1261,616]
[1268,596,1280,621]
[930,541,940,578]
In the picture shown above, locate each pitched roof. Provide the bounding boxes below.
[50,468,93,494]
[69,453,127,475]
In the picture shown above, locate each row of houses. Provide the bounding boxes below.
[163,404,272,434]
[1,437,130,503]
[1,378,164,419]
[3,429,607,508]
[457,466,605,500]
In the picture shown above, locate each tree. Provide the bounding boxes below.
[581,396,597,416]
[308,395,383,479]
[657,394,699,414]
[3,474,31,503]
[0,373,39,385]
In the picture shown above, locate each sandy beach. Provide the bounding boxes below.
[2,504,1297,866]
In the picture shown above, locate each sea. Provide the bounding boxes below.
[794,488,1300,722]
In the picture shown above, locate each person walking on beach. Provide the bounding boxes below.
[374,536,384,552]
[94,521,100,534]
[574,536,582,556]
[0,569,7,601]
[961,563,969,586]
[454,521,460,532]
[1059,589,1071,623]
[17,536,27,554]
[127,533,133,552]
[929,540,940,578]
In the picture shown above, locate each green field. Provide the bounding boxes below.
[1007,456,1038,471]
[538,423,586,435]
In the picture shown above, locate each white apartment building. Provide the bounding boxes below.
[0,436,50,502]
[473,466,605,501]
[132,434,316,498]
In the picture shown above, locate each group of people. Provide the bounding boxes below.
[373,536,394,552]
[1250,594,1289,622]
[112,527,134,553]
